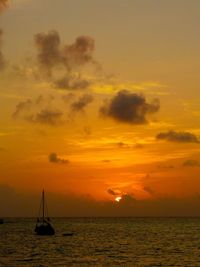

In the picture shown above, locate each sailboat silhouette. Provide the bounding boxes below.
[35,190,55,235]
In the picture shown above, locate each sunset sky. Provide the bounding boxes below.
[1,0,200,216]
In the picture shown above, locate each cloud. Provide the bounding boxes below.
[71,94,93,112]
[27,109,63,126]
[134,143,144,149]
[107,189,136,206]
[0,1,9,71]
[54,75,90,90]
[0,0,8,13]
[13,95,64,126]
[143,186,155,195]
[12,99,32,118]
[34,30,96,90]
[1,185,200,217]
[83,125,91,136]
[119,193,136,205]
[63,35,95,69]
[107,188,121,196]
[62,93,75,103]
[34,30,61,76]
[156,130,200,143]
[157,164,174,169]
[49,152,69,164]
[0,29,5,70]
[183,159,200,167]
[102,159,111,163]
[117,142,126,148]
[100,90,160,124]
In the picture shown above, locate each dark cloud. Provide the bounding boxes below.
[183,159,200,167]
[107,188,121,196]
[54,75,90,90]
[71,94,93,112]
[49,153,69,164]
[34,30,61,76]
[27,109,63,126]
[156,130,200,143]
[63,35,95,69]
[100,90,160,124]
[34,31,96,90]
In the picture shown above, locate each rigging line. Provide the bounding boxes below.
[37,192,43,220]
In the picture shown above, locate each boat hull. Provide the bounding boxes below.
[35,224,55,235]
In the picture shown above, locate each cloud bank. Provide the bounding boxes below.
[2,185,200,217]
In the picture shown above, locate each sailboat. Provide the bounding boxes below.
[35,189,55,235]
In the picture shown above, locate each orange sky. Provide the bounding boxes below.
[0,0,200,216]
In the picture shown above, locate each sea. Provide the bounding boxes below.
[0,217,200,266]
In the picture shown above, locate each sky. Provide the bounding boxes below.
[1,0,200,216]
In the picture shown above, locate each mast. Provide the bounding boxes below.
[42,189,44,223]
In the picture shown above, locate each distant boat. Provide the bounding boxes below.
[35,190,55,235]
[0,218,4,224]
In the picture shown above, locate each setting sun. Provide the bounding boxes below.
[115,196,122,202]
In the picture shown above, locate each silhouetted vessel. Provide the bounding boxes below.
[0,218,4,224]
[35,190,55,235]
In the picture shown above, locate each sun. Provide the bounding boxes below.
[115,196,122,202]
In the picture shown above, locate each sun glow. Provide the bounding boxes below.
[115,196,122,202]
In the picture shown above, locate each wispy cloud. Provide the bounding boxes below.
[156,130,200,143]
[12,95,64,126]
[27,109,63,126]
[71,94,93,113]
[183,159,200,167]
[34,30,98,90]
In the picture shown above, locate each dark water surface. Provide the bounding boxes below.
[0,217,200,266]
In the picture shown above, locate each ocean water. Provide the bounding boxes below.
[0,217,200,266]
